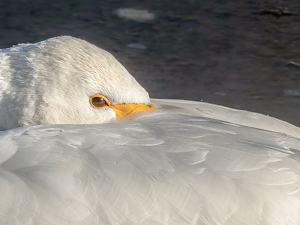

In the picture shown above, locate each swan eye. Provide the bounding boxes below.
[90,95,110,108]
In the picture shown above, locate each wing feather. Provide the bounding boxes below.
[1,100,300,224]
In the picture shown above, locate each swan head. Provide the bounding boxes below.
[0,36,155,129]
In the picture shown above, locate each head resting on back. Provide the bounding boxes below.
[0,36,154,130]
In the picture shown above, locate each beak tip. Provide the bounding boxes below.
[111,103,156,120]
[150,103,156,110]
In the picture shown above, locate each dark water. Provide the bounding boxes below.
[0,0,299,126]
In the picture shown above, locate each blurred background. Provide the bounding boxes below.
[0,0,299,126]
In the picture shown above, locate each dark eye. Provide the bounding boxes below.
[90,95,109,108]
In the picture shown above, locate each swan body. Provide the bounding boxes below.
[0,36,300,225]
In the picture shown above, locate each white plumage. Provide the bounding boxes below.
[0,36,151,129]
[0,36,300,225]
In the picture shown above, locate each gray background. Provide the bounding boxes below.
[0,0,299,126]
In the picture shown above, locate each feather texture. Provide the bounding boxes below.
[1,100,300,225]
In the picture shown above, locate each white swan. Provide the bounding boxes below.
[0,36,300,225]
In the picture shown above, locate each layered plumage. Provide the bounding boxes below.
[0,36,150,129]
[0,36,300,225]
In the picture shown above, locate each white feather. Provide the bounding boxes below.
[0,36,150,129]
[0,36,300,225]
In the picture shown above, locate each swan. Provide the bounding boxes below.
[0,36,300,225]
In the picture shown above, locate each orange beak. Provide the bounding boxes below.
[109,103,156,119]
